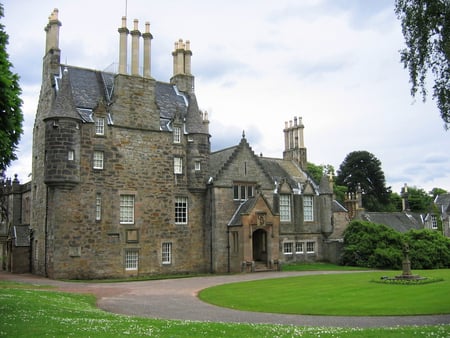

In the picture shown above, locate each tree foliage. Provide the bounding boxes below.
[0,4,23,171]
[336,151,391,211]
[406,186,433,212]
[341,220,450,269]
[395,0,450,128]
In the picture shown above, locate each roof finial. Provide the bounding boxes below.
[242,130,246,139]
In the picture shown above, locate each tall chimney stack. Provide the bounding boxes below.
[142,21,153,78]
[118,16,129,74]
[45,8,61,54]
[130,19,141,76]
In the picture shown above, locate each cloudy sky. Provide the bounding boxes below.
[2,0,449,193]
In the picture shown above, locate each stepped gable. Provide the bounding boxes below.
[209,145,238,179]
[209,136,273,183]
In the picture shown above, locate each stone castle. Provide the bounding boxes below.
[12,9,348,279]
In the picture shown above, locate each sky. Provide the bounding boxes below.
[2,0,449,194]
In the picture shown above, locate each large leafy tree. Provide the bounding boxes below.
[395,0,450,128]
[336,151,391,211]
[0,3,23,171]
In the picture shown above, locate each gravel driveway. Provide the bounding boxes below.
[1,271,449,328]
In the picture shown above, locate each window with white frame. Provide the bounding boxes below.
[162,242,172,264]
[173,126,181,143]
[93,151,104,169]
[295,241,304,254]
[306,241,315,253]
[280,194,292,222]
[68,150,74,161]
[95,117,105,135]
[120,195,135,224]
[125,249,138,270]
[431,215,438,229]
[175,196,188,224]
[95,193,102,221]
[233,183,254,200]
[174,157,183,174]
[303,196,314,221]
[283,242,293,255]
[195,160,201,171]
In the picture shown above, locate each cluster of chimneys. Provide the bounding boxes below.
[283,116,305,150]
[45,8,193,79]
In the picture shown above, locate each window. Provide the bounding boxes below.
[306,241,315,253]
[232,231,239,253]
[195,160,201,171]
[295,241,304,254]
[431,215,438,229]
[68,150,74,161]
[174,157,183,174]
[93,151,104,169]
[95,117,105,135]
[95,193,102,221]
[162,242,172,264]
[120,195,135,224]
[175,196,188,224]
[283,242,293,255]
[173,126,181,143]
[125,249,138,270]
[303,196,314,221]
[233,183,254,200]
[280,194,291,222]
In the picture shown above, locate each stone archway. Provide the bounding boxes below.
[252,228,267,262]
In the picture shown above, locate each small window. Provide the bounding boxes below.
[175,197,188,224]
[95,117,105,135]
[120,195,135,224]
[232,231,239,253]
[68,150,74,161]
[283,242,293,255]
[233,183,255,200]
[431,215,438,229]
[295,241,304,254]
[93,151,104,169]
[303,196,314,222]
[195,161,201,171]
[162,242,172,264]
[126,229,139,243]
[280,194,291,222]
[174,157,183,174]
[95,193,102,221]
[306,241,315,253]
[125,249,138,270]
[173,126,181,143]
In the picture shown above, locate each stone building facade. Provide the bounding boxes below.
[26,9,345,279]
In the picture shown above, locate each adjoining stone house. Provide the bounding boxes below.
[424,193,450,237]
[15,9,347,279]
[0,175,31,273]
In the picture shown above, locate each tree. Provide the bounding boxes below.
[336,151,391,211]
[395,0,450,128]
[430,187,448,198]
[306,162,334,184]
[0,4,23,171]
[406,186,433,212]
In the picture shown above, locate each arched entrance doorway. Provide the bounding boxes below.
[252,229,267,263]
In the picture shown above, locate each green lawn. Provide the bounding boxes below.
[199,270,450,316]
[1,273,450,337]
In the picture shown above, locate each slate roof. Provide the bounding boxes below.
[357,212,424,233]
[435,193,450,215]
[52,65,201,132]
[228,197,258,226]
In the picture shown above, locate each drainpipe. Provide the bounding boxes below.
[44,185,49,277]
[227,228,230,273]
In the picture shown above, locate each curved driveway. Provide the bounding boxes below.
[1,271,449,328]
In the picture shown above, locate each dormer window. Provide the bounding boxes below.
[303,195,314,221]
[95,117,105,135]
[173,126,181,143]
[279,194,291,222]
